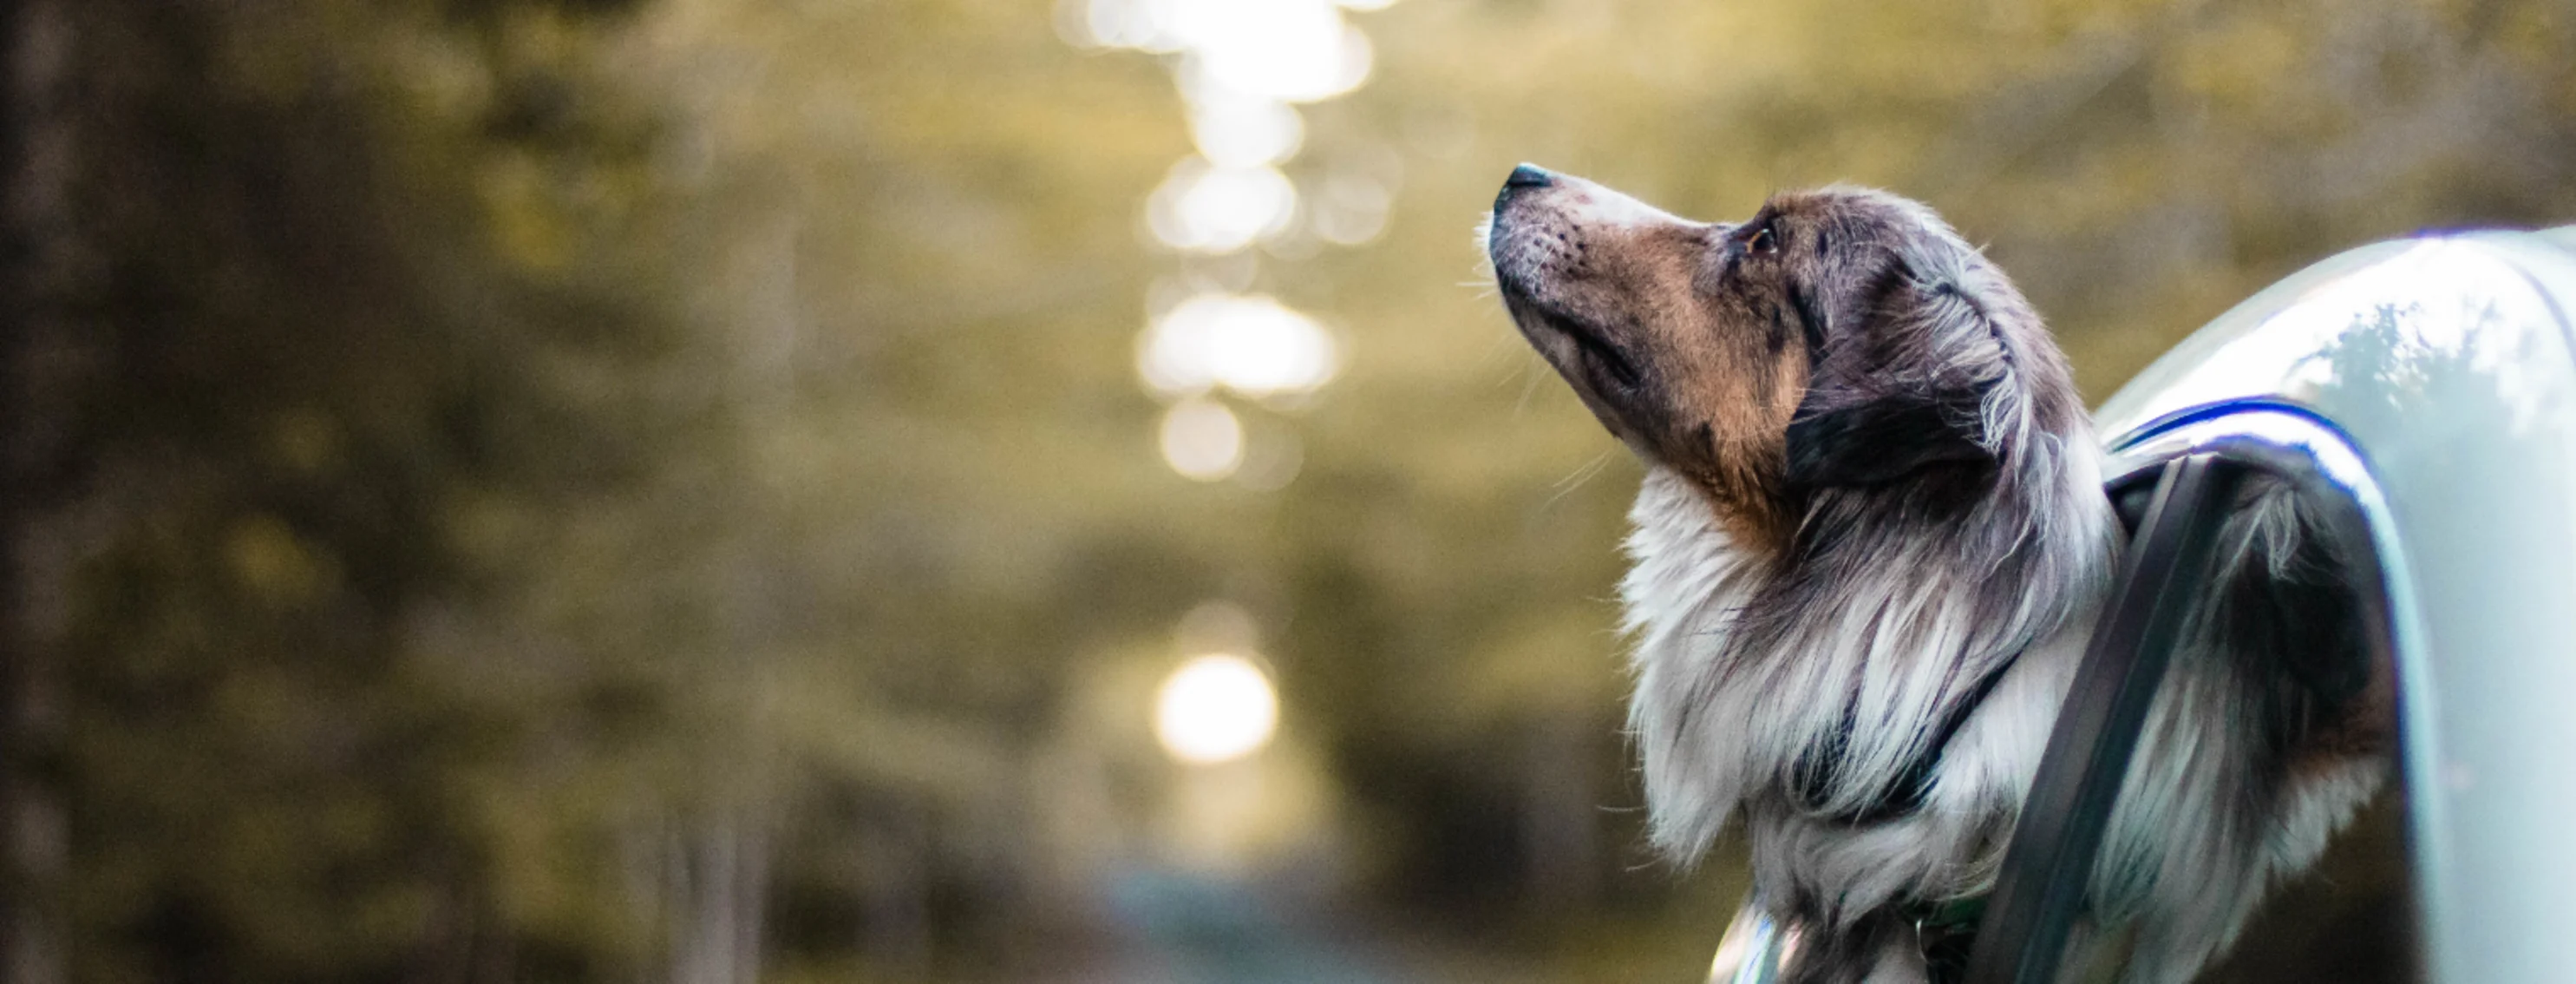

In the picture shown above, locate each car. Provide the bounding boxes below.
[1708,223,2576,984]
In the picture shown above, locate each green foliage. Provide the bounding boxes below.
[38,1,688,980]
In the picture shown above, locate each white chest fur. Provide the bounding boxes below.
[1618,460,2112,922]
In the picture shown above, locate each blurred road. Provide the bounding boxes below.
[1017,868,1543,984]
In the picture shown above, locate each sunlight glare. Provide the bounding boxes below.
[1154,653,1280,765]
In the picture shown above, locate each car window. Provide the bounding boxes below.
[2088,455,2416,984]
[1962,434,2422,984]
[2190,786,2413,983]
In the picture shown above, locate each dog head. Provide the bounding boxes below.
[1485,165,2084,550]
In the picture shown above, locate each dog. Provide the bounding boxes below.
[1481,165,2390,983]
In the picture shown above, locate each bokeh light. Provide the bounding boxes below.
[1158,397,1246,481]
[1064,0,1382,104]
[1171,9,1370,105]
[1232,424,1304,491]
[1311,171,1392,246]
[1147,159,1299,253]
[1137,292,1342,399]
[1187,91,1304,168]
[1077,0,1392,495]
[1153,653,1280,765]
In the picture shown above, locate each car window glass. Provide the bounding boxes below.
[2190,787,2411,983]
[2070,466,2418,984]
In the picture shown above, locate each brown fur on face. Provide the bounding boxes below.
[1486,167,2081,554]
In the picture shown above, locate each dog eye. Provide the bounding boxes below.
[1747,226,1778,255]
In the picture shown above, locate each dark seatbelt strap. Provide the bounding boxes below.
[1960,454,2244,984]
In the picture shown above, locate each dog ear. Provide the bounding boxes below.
[1787,246,2017,489]
[1783,390,1992,489]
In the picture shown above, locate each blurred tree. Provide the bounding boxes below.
[0,0,688,981]
[1,2,79,979]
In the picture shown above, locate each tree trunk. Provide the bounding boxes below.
[0,1,73,981]
[670,812,770,984]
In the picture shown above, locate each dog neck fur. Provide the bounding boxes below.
[1618,378,2116,889]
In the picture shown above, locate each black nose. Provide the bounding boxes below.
[1505,163,1554,189]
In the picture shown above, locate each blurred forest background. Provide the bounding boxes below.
[1,0,2573,981]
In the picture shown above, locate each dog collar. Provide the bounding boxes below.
[1822,650,2024,825]
[1909,895,1989,984]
